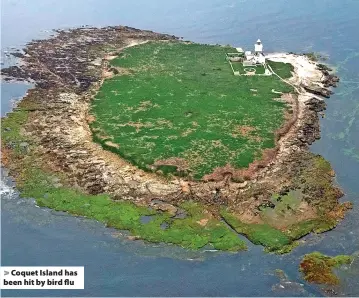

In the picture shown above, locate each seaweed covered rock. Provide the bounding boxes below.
[299,252,352,285]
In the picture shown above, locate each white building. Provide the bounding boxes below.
[255,53,266,64]
[254,39,263,54]
[253,39,265,64]
[245,50,254,60]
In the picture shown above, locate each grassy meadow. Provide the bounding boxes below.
[90,41,294,178]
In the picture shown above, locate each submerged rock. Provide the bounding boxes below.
[272,269,306,295]
[150,200,178,216]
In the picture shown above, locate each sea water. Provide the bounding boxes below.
[1,0,359,296]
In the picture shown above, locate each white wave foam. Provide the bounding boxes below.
[0,179,15,199]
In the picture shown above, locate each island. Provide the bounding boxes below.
[300,252,353,285]
[1,26,352,252]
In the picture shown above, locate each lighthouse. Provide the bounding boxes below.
[254,39,263,54]
[253,39,265,64]
[239,38,267,67]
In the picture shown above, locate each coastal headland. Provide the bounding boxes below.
[1,26,352,252]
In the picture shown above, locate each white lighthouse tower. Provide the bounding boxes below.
[255,39,263,54]
[254,39,263,55]
[254,39,265,64]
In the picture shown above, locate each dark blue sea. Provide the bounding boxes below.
[1,0,359,296]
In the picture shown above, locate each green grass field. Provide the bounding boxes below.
[90,41,294,178]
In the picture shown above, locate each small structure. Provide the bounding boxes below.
[244,39,266,65]
[226,39,271,76]
[254,39,263,54]
[226,49,245,62]
[244,51,254,66]
[254,39,265,64]
[236,47,244,53]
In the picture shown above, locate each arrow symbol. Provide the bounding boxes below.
[4,271,9,275]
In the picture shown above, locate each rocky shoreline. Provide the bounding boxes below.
[1,26,352,251]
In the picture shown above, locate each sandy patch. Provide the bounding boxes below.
[196,218,209,226]
[105,141,120,149]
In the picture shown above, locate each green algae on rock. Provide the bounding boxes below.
[299,252,353,285]
[221,209,291,251]
[36,188,247,251]
[220,152,352,253]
